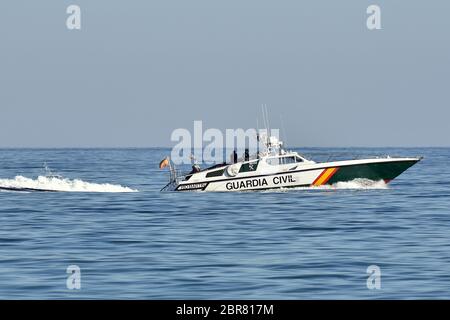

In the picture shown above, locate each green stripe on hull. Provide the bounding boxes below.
[327,160,419,184]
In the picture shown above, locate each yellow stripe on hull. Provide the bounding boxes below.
[313,167,338,186]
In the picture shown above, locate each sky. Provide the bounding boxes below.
[0,0,449,147]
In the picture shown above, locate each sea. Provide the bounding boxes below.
[0,147,449,299]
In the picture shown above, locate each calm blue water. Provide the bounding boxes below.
[0,147,449,299]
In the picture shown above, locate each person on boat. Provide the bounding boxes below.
[190,164,201,174]
[244,148,249,161]
[189,154,201,174]
[231,149,238,164]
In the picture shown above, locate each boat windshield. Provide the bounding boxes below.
[266,156,303,165]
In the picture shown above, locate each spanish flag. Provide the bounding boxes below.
[159,157,170,169]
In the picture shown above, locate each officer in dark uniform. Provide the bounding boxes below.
[232,149,238,164]
[244,148,249,161]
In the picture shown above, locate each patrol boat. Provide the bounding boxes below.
[160,135,421,192]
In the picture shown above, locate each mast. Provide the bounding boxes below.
[256,117,260,158]
[261,104,271,152]
[280,114,287,150]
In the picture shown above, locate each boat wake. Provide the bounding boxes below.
[261,179,388,192]
[301,178,388,190]
[0,176,138,193]
[325,179,387,189]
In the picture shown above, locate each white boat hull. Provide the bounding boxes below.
[163,157,421,192]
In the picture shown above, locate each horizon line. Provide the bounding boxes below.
[0,145,448,149]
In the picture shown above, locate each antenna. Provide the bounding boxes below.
[261,104,267,145]
[256,116,260,144]
[261,104,266,131]
[256,117,260,157]
[264,104,270,134]
[261,104,271,147]
[280,115,287,148]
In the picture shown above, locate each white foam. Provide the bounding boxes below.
[0,175,138,193]
[267,179,387,192]
[330,178,388,189]
[306,178,388,190]
[254,179,389,192]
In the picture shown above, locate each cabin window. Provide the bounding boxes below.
[282,156,297,164]
[266,158,280,165]
[206,169,225,178]
[266,156,301,165]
